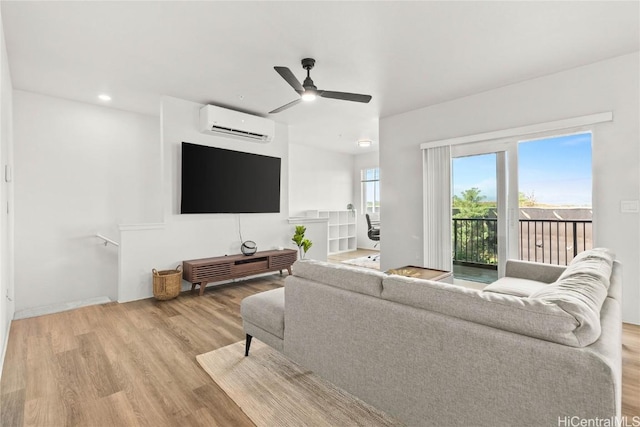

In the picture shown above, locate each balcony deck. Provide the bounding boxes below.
[453,264,498,284]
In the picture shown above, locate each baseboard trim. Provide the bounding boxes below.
[14,296,112,320]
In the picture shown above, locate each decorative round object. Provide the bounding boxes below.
[241,240,257,256]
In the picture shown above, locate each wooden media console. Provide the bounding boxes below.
[182,248,297,296]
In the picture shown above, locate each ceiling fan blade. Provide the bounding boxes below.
[319,91,372,103]
[269,98,302,114]
[274,66,304,94]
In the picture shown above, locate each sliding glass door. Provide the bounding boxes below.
[451,141,516,283]
[449,131,593,284]
[451,153,499,283]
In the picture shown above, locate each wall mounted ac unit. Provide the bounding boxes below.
[199,105,275,142]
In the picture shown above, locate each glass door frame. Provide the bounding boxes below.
[451,139,519,278]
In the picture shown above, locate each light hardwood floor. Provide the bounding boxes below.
[0,278,281,427]
[1,270,639,425]
[327,248,379,264]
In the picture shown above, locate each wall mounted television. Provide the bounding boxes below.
[180,142,281,214]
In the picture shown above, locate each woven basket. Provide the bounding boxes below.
[152,265,182,300]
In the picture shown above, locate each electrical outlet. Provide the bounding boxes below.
[620,200,639,213]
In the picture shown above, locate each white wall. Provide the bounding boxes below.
[13,91,161,311]
[0,8,14,370]
[380,52,640,324]
[353,151,379,250]
[118,97,294,302]
[288,143,354,216]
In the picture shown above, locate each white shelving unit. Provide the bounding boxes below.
[306,210,357,255]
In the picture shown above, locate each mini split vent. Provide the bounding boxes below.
[199,105,275,142]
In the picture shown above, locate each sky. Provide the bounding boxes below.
[452,132,592,206]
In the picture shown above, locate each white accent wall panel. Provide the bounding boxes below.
[118,96,292,302]
[13,91,161,310]
[289,143,353,217]
[0,9,14,370]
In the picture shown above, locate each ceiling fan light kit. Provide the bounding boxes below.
[269,58,372,114]
[301,90,317,102]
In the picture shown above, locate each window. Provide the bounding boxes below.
[517,132,593,264]
[361,167,380,213]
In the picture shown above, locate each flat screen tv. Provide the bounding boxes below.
[181,142,281,214]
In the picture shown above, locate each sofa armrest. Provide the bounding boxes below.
[505,259,566,283]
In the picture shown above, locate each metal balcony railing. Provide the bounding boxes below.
[452,218,593,267]
[452,218,498,268]
[518,219,592,265]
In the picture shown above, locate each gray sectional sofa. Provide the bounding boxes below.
[241,248,621,426]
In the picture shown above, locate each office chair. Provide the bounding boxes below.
[366,213,380,261]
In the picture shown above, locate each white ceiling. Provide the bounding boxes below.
[2,1,638,154]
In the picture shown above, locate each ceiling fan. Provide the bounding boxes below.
[269,58,372,114]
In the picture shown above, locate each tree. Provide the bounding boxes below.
[453,187,491,218]
[452,187,497,265]
[519,191,537,207]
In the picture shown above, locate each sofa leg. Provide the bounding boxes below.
[245,334,253,356]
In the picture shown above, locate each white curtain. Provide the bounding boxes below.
[423,145,452,271]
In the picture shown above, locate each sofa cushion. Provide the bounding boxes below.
[483,277,548,297]
[561,247,614,284]
[292,259,384,297]
[382,275,597,347]
[504,259,566,283]
[241,287,285,339]
[528,248,615,347]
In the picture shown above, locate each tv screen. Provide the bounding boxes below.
[181,142,281,214]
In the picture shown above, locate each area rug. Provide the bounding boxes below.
[196,340,401,427]
[341,255,380,270]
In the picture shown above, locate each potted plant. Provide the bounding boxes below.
[292,225,313,259]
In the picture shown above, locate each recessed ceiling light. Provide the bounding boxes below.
[98,94,111,101]
[357,139,372,147]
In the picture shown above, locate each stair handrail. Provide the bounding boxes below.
[96,233,120,247]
